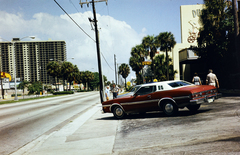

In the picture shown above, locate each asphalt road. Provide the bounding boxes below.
[0,92,100,155]
[112,96,240,154]
[1,93,240,155]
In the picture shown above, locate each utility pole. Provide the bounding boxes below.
[80,0,107,103]
[114,54,117,85]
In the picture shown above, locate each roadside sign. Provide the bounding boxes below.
[0,78,10,89]
[1,72,12,81]
[142,61,151,65]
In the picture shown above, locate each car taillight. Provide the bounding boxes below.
[191,89,217,99]
[208,89,217,94]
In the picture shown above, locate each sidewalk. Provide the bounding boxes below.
[11,104,119,155]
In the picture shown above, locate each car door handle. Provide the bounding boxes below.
[147,95,151,99]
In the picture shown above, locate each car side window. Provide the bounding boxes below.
[158,85,164,90]
[136,86,156,96]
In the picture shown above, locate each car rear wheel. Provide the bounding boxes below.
[162,101,178,116]
[187,104,201,113]
[113,106,125,119]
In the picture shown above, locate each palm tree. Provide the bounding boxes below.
[61,61,74,91]
[74,71,83,90]
[118,63,130,88]
[68,65,80,90]
[129,44,148,84]
[84,71,94,91]
[154,54,177,81]
[17,80,29,99]
[47,61,60,88]
[156,32,176,80]
[79,71,86,90]
[142,35,158,79]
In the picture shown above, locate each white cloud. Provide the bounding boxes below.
[142,27,147,33]
[0,11,145,83]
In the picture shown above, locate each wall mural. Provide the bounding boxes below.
[187,9,201,43]
[187,20,200,43]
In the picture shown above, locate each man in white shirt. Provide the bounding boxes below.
[206,69,219,88]
[111,84,119,99]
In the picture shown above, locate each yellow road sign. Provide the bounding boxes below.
[142,61,151,65]
[1,72,12,81]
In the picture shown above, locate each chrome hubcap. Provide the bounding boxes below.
[165,103,173,113]
[115,108,123,116]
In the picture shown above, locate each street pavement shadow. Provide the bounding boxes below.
[97,109,212,120]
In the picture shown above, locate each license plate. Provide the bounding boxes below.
[208,98,214,103]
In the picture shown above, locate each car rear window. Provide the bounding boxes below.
[168,81,191,88]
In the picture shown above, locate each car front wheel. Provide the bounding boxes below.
[187,104,201,113]
[162,101,178,116]
[113,106,125,119]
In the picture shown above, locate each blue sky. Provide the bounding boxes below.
[0,0,204,83]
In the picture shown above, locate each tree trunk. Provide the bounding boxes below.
[125,78,127,89]
[68,79,70,91]
[151,55,155,80]
[166,49,169,81]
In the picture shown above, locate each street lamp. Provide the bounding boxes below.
[13,36,35,101]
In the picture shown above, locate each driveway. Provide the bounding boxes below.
[112,96,240,154]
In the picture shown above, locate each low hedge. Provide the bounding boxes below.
[11,94,22,97]
[53,91,74,95]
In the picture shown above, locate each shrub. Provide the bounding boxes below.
[49,89,54,94]
[11,94,22,97]
[53,91,74,95]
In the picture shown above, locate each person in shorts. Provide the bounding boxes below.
[206,69,219,88]
[192,72,202,85]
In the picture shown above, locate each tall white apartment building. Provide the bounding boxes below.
[0,39,66,84]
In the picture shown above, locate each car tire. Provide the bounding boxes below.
[187,104,201,113]
[113,106,125,119]
[162,101,178,116]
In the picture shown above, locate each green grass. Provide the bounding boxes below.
[0,94,66,105]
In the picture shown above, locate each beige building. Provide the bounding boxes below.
[172,4,204,82]
[152,4,204,82]
[0,39,66,84]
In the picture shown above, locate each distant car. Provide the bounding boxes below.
[101,80,221,119]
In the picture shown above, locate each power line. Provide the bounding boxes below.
[56,0,113,72]
[54,0,95,42]
[69,0,92,21]
[69,0,80,12]
[101,52,114,71]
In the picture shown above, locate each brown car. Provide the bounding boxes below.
[102,80,221,119]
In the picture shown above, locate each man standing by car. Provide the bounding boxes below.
[206,69,219,88]
[111,84,118,99]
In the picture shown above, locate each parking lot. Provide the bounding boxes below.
[112,96,240,154]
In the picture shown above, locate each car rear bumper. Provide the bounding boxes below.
[190,93,222,104]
